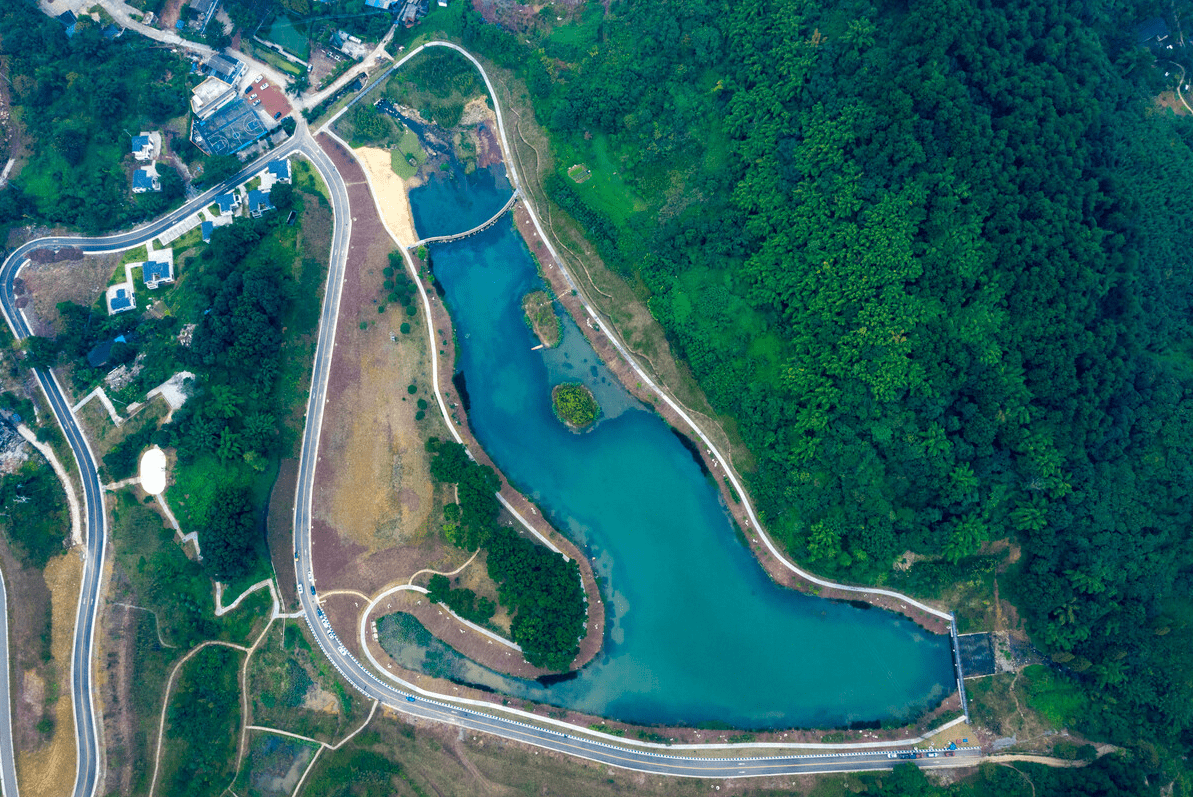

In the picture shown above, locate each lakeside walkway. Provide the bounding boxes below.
[410,190,520,248]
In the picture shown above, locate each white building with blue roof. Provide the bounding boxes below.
[131,131,161,162]
[247,189,274,218]
[106,284,136,315]
[214,192,240,215]
[133,164,161,194]
[141,248,175,289]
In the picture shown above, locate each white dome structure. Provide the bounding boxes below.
[139,446,168,495]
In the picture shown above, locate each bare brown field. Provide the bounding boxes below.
[17,251,121,337]
[267,458,301,610]
[0,538,54,759]
[16,553,80,797]
[314,133,605,677]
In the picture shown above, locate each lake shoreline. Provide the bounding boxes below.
[508,200,953,637]
[405,241,609,674]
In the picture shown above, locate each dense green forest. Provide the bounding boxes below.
[427,0,1193,779]
[428,438,586,670]
[0,3,192,234]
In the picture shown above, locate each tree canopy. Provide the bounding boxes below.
[448,0,1193,767]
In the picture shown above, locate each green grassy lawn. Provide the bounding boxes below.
[246,40,304,77]
[293,160,330,206]
[263,15,311,61]
[558,133,646,228]
[544,2,603,60]
[389,128,426,179]
[1020,665,1089,728]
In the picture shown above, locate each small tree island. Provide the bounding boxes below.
[551,382,600,430]
[522,290,561,347]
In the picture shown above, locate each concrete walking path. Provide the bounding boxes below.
[17,424,83,548]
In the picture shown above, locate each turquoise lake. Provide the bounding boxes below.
[401,170,956,729]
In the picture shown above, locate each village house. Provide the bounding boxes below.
[132,164,161,193]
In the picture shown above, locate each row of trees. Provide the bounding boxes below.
[425,573,496,625]
[426,438,585,669]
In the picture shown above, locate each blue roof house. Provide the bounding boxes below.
[247,189,274,218]
[267,159,291,183]
[202,220,214,242]
[106,285,136,315]
[214,192,240,215]
[141,249,174,289]
[131,134,152,161]
[132,165,160,194]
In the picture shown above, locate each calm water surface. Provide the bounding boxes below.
[399,170,955,729]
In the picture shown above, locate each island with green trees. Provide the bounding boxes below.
[551,382,600,430]
[522,290,561,348]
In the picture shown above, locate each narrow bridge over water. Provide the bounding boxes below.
[410,190,520,248]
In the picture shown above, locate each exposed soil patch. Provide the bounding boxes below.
[16,553,81,797]
[17,251,123,337]
[267,458,300,610]
[0,536,54,758]
[354,145,418,248]
[157,0,186,31]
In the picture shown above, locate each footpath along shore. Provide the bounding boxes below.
[317,130,607,677]
[506,200,954,636]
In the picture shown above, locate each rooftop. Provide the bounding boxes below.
[215,192,239,213]
[132,166,160,193]
[106,285,136,314]
[247,189,274,216]
[267,159,291,181]
[191,76,235,118]
[144,259,173,287]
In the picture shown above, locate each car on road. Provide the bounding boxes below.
[887,753,898,758]
[926,751,940,757]
[406,695,416,702]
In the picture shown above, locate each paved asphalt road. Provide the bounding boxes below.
[290,89,984,777]
[0,130,309,797]
[0,564,17,797]
[0,87,981,795]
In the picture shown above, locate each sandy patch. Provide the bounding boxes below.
[354,146,418,249]
[459,96,494,128]
[302,684,340,714]
[17,553,80,797]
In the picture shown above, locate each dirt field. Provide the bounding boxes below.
[267,459,301,611]
[0,539,53,759]
[16,251,121,337]
[16,552,81,797]
[312,134,606,680]
[353,146,418,248]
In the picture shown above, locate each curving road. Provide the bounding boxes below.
[0,129,314,797]
[0,40,980,794]
[289,42,981,779]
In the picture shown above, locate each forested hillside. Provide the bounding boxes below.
[0,3,195,233]
[439,0,1193,774]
